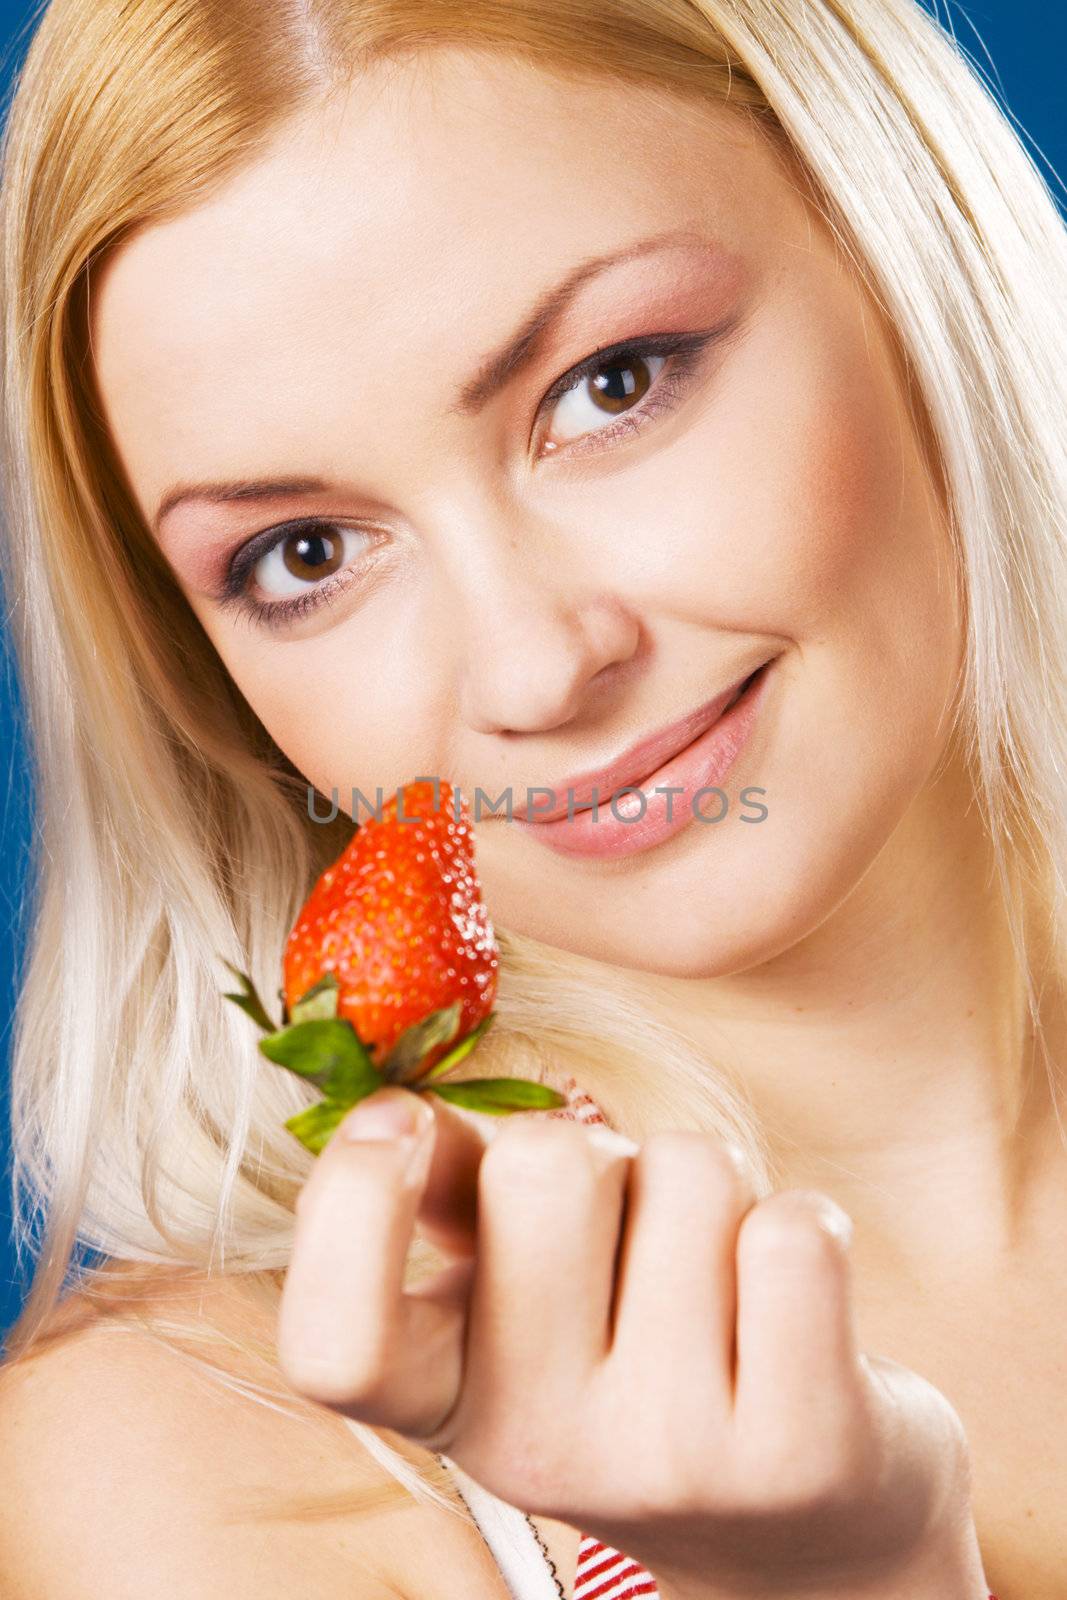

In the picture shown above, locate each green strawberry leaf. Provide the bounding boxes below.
[220,959,277,1033]
[260,1018,382,1104]
[423,1013,496,1080]
[291,972,340,1024]
[422,1077,567,1113]
[380,1001,463,1085]
[284,1098,352,1155]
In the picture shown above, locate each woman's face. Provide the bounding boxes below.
[91,47,962,977]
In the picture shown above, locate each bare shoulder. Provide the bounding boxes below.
[0,1263,501,1599]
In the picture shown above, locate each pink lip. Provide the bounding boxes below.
[512,658,773,859]
[511,661,771,823]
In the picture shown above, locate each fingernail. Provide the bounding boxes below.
[586,1125,640,1157]
[724,1142,753,1178]
[341,1092,425,1143]
[818,1200,854,1246]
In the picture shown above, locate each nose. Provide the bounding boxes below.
[444,513,642,736]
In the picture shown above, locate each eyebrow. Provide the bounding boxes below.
[153,226,716,534]
[450,225,712,414]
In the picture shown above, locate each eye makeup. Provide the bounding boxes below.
[211,313,740,631]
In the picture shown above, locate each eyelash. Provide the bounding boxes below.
[219,324,726,630]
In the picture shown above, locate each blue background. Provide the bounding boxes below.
[1,0,1064,1340]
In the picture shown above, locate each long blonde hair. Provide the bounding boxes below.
[2,0,1066,1525]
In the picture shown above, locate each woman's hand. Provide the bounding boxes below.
[277,1085,989,1600]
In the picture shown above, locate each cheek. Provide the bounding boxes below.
[614,290,960,701]
[194,602,441,804]
[714,304,964,873]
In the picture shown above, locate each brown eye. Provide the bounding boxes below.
[588,354,654,414]
[545,351,667,446]
[281,527,346,581]
[249,522,373,601]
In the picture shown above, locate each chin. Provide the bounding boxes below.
[482,749,919,979]
[491,860,822,979]
[548,909,815,979]
[496,791,906,979]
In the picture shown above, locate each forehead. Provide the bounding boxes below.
[89,48,784,522]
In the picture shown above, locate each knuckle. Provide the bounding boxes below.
[278,1346,365,1408]
[648,1448,720,1517]
[735,1414,871,1517]
[747,1457,846,1518]
[739,1189,853,1263]
[278,1321,392,1412]
[480,1115,603,1195]
[637,1130,751,1203]
[803,1438,871,1509]
[286,1343,397,1414]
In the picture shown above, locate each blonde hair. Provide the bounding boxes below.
[2,0,1066,1529]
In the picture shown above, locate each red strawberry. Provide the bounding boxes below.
[221,777,564,1154]
[284,779,496,1071]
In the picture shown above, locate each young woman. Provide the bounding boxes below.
[1,0,1064,1595]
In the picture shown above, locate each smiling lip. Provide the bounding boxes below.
[511,657,774,860]
[511,658,773,823]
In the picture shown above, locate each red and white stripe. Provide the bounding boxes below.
[545,1075,611,1128]
[573,1536,660,1600]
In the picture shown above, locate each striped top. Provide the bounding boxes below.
[437,1075,997,1600]
[441,1452,661,1600]
[572,1538,660,1599]
[542,1078,662,1598]
[437,1074,661,1599]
